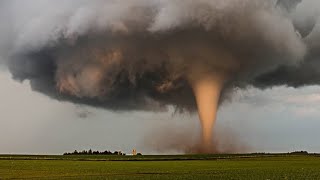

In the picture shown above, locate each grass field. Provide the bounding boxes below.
[1,154,320,179]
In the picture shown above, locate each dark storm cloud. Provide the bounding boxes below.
[0,0,319,111]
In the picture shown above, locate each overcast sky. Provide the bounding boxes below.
[1,68,320,154]
[1,0,320,155]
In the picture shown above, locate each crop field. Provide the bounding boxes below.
[1,154,320,179]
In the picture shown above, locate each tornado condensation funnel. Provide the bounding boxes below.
[189,73,225,150]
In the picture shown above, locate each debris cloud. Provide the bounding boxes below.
[142,125,250,154]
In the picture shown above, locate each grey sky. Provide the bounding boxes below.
[1,0,320,155]
[1,69,320,154]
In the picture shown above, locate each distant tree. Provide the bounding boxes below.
[63,149,127,156]
[291,151,308,155]
[93,151,99,155]
[103,150,112,155]
[137,153,142,156]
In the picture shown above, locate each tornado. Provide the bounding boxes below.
[191,74,225,150]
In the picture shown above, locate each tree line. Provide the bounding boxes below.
[63,149,126,155]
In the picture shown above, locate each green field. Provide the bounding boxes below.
[1,154,320,179]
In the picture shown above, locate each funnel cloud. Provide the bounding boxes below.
[0,0,320,152]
